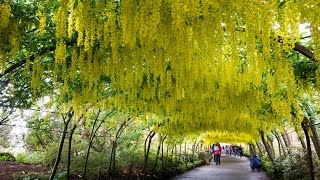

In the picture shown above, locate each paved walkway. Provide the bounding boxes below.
[170,155,271,180]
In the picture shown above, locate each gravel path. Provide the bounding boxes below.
[170,155,271,180]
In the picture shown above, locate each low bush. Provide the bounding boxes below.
[13,172,49,180]
[15,154,28,163]
[0,152,16,162]
[262,149,320,180]
[28,152,46,164]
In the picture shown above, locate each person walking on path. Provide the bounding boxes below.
[213,143,222,165]
[237,146,243,158]
[170,154,271,180]
[228,145,232,155]
[250,153,262,171]
[212,143,216,163]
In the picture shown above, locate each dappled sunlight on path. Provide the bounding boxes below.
[170,155,271,180]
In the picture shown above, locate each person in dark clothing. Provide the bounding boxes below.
[237,146,243,158]
[250,153,262,171]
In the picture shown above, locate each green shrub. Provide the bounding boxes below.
[177,163,188,172]
[271,158,285,179]
[42,141,111,178]
[117,145,144,168]
[0,152,16,162]
[197,152,206,160]
[70,150,110,178]
[13,172,49,180]
[43,142,60,166]
[16,154,28,163]
[313,158,320,178]
[193,160,203,167]
[282,153,308,180]
[54,171,67,180]
[186,161,194,169]
[262,149,319,180]
[28,152,45,164]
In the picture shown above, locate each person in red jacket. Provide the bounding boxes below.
[213,143,222,165]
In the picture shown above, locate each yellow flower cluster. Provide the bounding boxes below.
[18,0,319,142]
[36,11,46,35]
[31,56,44,95]
[0,3,11,32]
[54,0,67,39]
[0,51,5,72]
[8,21,20,58]
[54,41,66,64]
[0,3,11,72]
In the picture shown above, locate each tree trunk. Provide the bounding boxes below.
[279,133,288,157]
[161,139,164,169]
[143,131,151,170]
[248,141,256,154]
[278,133,291,156]
[192,141,196,162]
[179,144,181,161]
[273,130,287,158]
[166,143,169,164]
[143,131,155,172]
[281,131,290,147]
[301,120,315,180]
[281,129,291,154]
[267,135,275,159]
[184,142,187,161]
[49,110,74,180]
[249,144,254,154]
[161,135,166,169]
[295,127,307,150]
[274,132,282,159]
[307,118,320,159]
[259,130,274,162]
[170,145,174,167]
[284,130,292,146]
[108,117,131,176]
[153,135,162,171]
[175,144,177,161]
[83,110,102,179]
[108,140,116,177]
[256,141,263,155]
[112,141,116,177]
[67,124,77,180]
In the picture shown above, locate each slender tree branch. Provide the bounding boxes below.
[293,43,315,61]
[0,108,14,125]
[0,58,27,79]
[0,40,76,79]
[301,35,311,40]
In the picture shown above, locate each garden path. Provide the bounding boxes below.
[170,155,271,180]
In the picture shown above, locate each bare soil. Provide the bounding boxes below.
[0,162,49,180]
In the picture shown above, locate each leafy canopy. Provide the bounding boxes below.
[1,0,320,142]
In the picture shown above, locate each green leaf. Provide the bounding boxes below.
[278,0,286,8]
[54,171,67,180]
[73,0,79,10]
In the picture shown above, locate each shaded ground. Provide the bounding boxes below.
[0,162,49,180]
[170,155,271,180]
